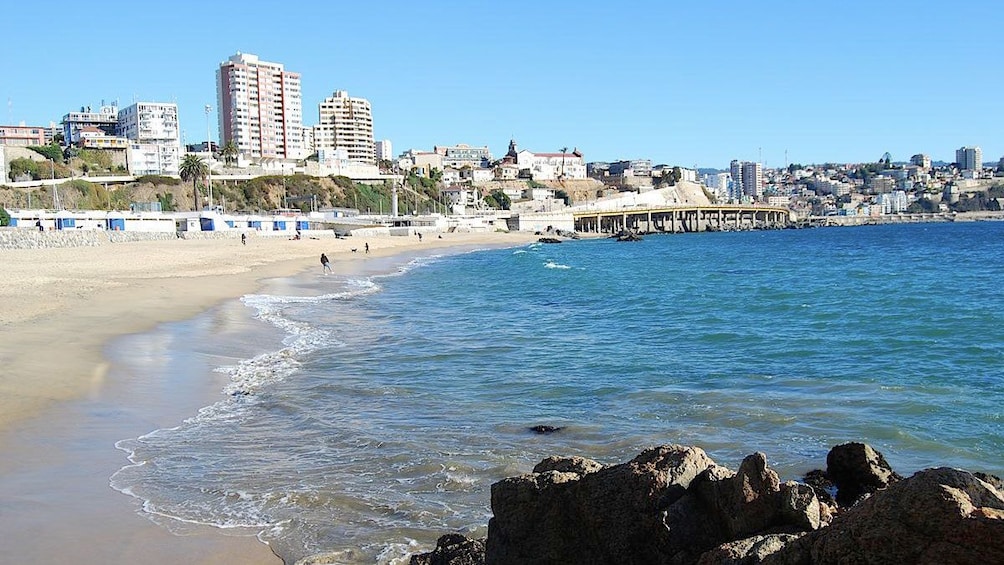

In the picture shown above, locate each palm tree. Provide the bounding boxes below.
[179,154,208,211]
[220,140,239,166]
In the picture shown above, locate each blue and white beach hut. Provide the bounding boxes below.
[55,210,77,230]
[106,211,126,231]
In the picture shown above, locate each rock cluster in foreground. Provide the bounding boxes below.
[411,442,1004,565]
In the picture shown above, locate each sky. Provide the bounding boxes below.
[3,0,1001,170]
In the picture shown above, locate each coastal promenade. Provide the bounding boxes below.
[572,204,791,234]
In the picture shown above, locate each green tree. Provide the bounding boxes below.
[179,154,208,211]
[490,189,511,210]
[0,207,10,226]
[28,143,63,163]
[156,192,178,212]
[220,140,239,166]
[554,189,571,206]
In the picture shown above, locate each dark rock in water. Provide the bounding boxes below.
[826,442,902,506]
[409,443,1004,565]
[612,229,643,241]
[410,533,485,565]
[528,425,563,434]
[537,237,561,244]
[763,467,1004,565]
[802,468,837,507]
[486,444,715,564]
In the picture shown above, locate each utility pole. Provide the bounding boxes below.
[205,104,213,208]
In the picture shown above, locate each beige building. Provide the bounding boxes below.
[216,52,304,159]
[313,91,375,164]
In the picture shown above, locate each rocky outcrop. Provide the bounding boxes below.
[410,533,486,565]
[824,442,901,506]
[410,444,1004,565]
[763,467,1004,564]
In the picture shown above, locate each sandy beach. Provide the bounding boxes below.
[0,230,538,564]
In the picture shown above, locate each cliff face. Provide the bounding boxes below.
[410,443,1004,565]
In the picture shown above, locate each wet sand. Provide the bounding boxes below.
[0,230,538,564]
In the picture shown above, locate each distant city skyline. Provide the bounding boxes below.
[2,0,1001,169]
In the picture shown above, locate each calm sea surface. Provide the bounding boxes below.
[111,221,1004,564]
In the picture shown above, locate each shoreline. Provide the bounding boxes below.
[0,230,538,564]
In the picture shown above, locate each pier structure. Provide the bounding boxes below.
[573,205,791,234]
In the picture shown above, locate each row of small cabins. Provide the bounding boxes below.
[9,209,316,234]
[5,208,515,235]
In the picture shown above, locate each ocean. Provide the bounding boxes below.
[110,221,1004,564]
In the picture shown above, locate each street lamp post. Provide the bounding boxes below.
[205,104,213,209]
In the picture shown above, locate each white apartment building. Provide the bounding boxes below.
[313,90,375,164]
[117,102,180,175]
[434,144,492,168]
[216,52,304,159]
[515,149,587,180]
[955,146,982,171]
[375,139,393,162]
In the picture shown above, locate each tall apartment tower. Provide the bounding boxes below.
[313,90,375,164]
[216,52,304,159]
[117,102,181,175]
[730,160,763,201]
[955,146,982,171]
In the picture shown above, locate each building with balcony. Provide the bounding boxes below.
[117,102,180,175]
[217,52,304,159]
[313,90,375,165]
[62,103,119,146]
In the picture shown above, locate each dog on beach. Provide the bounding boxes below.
[351,248,357,253]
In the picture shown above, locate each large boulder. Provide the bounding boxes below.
[409,534,485,565]
[763,467,1004,564]
[697,533,805,565]
[660,453,822,562]
[825,442,901,506]
[486,445,715,565]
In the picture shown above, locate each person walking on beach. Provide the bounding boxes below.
[365,242,369,254]
[241,233,247,245]
[320,253,331,274]
[417,232,423,242]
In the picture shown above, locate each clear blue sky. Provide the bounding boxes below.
[3,0,1001,169]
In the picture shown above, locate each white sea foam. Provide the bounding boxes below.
[544,260,571,269]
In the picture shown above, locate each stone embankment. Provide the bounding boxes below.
[409,442,1004,565]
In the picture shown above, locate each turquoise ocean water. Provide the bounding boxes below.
[111,221,1004,564]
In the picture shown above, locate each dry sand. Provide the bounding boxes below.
[0,229,539,564]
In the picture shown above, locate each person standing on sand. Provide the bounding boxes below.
[365,242,369,254]
[320,253,331,274]
[241,233,247,245]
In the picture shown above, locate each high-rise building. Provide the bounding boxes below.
[730,159,763,200]
[910,153,931,170]
[313,91,375,164]
[216,52,304,159]
[375,139,393,162]
[955,146,982,171]
[117,102,180,175]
